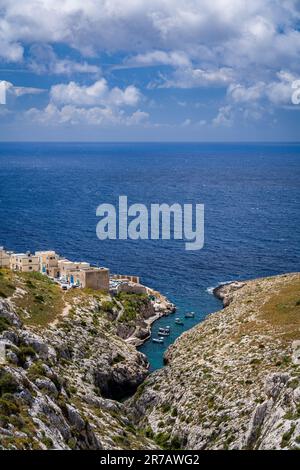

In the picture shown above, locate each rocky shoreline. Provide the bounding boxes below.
[125,289,176,347]
[213,280,246,307]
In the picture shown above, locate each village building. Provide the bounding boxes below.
[0,247,11,268]
[10,252,40,272]
[0,246,120,293]
[111,274,140,284]
[36,250,60,276]
[66,267,110,291]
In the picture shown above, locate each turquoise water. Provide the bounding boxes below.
[0,142,299,370]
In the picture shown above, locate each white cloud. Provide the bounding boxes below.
[1,0,300,130]
[26,78,147,127]
[28,44,101,76]
[228,71,297,107]
[125,50,190,68]
[213,105,233,127]
[1,0,299,71]
[26,103,149,126]
[50,80,141,107]
[161,66,235,88]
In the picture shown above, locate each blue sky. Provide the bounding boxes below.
[0,0,300,141]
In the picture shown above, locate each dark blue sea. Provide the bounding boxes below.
[0,142,299,370]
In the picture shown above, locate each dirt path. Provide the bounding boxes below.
[50,301,72,327]
[113,297,124,321]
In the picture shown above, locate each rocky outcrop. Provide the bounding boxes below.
[0,285,155,450]
[213,281,246,307]
[128,273,300,450]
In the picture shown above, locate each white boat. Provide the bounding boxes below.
[185,312,195,318]
[158,331,169,337]
[158,327,170,335]
[152,338,164,344]
[175,318,184,325]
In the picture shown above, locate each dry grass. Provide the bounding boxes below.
[259,278,300,341]
[0,269,64,327]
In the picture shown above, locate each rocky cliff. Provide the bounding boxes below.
[1,269,300,450]
[129,273,300,450]
[0,269,172,450]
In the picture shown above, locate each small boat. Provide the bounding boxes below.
[158,327,170,335]
[185,311,195,318]
[175,318,184,325]
[152,338,164,344]
[158,331,169,337]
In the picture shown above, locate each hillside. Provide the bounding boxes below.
[0,268,167,450]
[1,269,300,450]
[129,273,300,450]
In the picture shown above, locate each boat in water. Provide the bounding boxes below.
[175,318,184,325]
[158,327,170,335]
[158,331,169,337]
[185,311,195,318]
[152,338,164,344]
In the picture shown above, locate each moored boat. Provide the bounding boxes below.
[158,331,169,336]
[185,311,195,318]
[175,317,184,325]
[152,338,164,344]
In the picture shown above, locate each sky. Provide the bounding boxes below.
[0,0,300,141]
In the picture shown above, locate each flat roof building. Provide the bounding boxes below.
[0,247,12,268]
[66,267,110,291]
[10,252,40,272]
[36,250,60,275]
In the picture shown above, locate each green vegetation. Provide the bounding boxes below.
[112,353,125,365]
[102,300,114,313]
[281,424,296,448]
[0,268,16,298]
[0,370,19,395]
[17,345,36,367]
[0,317,10,333]
[15,272,64,326]
[116,292,148,323]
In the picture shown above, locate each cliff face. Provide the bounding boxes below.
[0,269,171,450]
[1,269,300,450]
[129,273,300,450]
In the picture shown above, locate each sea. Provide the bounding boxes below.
[0,142,299,370]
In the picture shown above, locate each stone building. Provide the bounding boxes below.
[66,267,110,291]
[36,250,60,276]
[10,252,40,272]
[0,247,11,268]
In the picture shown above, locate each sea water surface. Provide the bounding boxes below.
[0,142,299,370]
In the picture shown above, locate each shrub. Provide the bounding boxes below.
[41,436,53,449]
[101,301,114,313]
[0,371,19,395]
[0,317,10,333]
[161,403,171,413]
[17,345,36,367]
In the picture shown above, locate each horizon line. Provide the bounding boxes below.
[1,140,300,144]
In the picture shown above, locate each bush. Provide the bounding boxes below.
[101,301,114,313]
[0,317,10,333]
[0,371,19,395]
[0,395,20,414]
[17,345,36,367]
